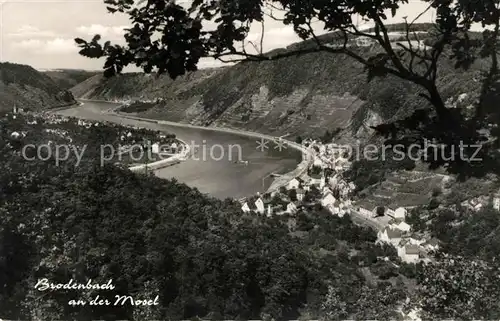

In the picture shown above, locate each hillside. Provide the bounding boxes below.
[0,62,76,112]
[0,112,411,320]
[43,68,101,90]
[70,24,486,142]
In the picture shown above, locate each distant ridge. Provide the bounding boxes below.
[0,62,76,112]
[43,68,101,90]
[69,23,483,142]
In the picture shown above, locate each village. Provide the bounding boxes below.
[4,106,181,167]
[239,138,445,265]
[6,104,499,267]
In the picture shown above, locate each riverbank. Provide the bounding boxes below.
[59,99,313,196]
[46,101,191,174]
[128,137,191,173]
[45,100,81,112]
[113,111,314,194]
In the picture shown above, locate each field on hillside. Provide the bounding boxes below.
[355,169,447,210]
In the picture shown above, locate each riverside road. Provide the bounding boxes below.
[56,100,302,199]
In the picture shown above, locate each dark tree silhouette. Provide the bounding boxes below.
[75,0,500,178]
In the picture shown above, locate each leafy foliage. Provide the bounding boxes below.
[0,113,413,320]
[414,254,500,320]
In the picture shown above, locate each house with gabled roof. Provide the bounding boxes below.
[255,198,265,214]
[377,227,402,246]
[389,218,411,233]
[241,202,251,213]
[321,193,336,208]
[397,244,421,263]
[296,188,305,202]
[493,197,500,211]
[358,205,376,217]
[286,202,298,214]
[388,207,407,220]
[266,205,273,217]
[287,178,300,190]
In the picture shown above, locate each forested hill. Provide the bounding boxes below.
[69,23,482,141]
[43,68,101,90]
[0,62,76,112]
[0,113,409,320]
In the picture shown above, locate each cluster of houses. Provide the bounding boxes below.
[369,206,440,263]
[6,106,181,161]
[240,140,356,218]
[452,193,500,213]
[239,138,443,266]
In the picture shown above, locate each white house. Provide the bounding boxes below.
[377,228,402,246]
[296,188,305,202]
[267,205,273,217]
[331,206,340,215]
[313,157,323,167]
[10,131,21,139]
[422,238,440,252]
[319,177,326,189]
[385,207,395,216]
[348,182,356,190]
[392,207,407,220]
[241,202,251,213]
[397,244,421,263]
[255,198,265,214]
[358,207,373,217]
[321,193,336,207]
[287,178,300,190]
[151,143,160,154]
[390,219,411,233]
[493,197,500,211]
[408,237,425,246]
[286,202,297,214]
[329,176,338,188]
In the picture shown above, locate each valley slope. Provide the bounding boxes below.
[0,62,76,112]
[70,26,484,142]
[43,69,101,90]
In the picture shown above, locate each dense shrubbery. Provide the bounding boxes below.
[0,114,412,320]
[406,204,500,319]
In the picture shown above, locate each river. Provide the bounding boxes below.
[56,100,302,199]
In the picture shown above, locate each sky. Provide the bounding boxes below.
[0,0,440,71]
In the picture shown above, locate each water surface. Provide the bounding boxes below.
[57,101,301,199]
